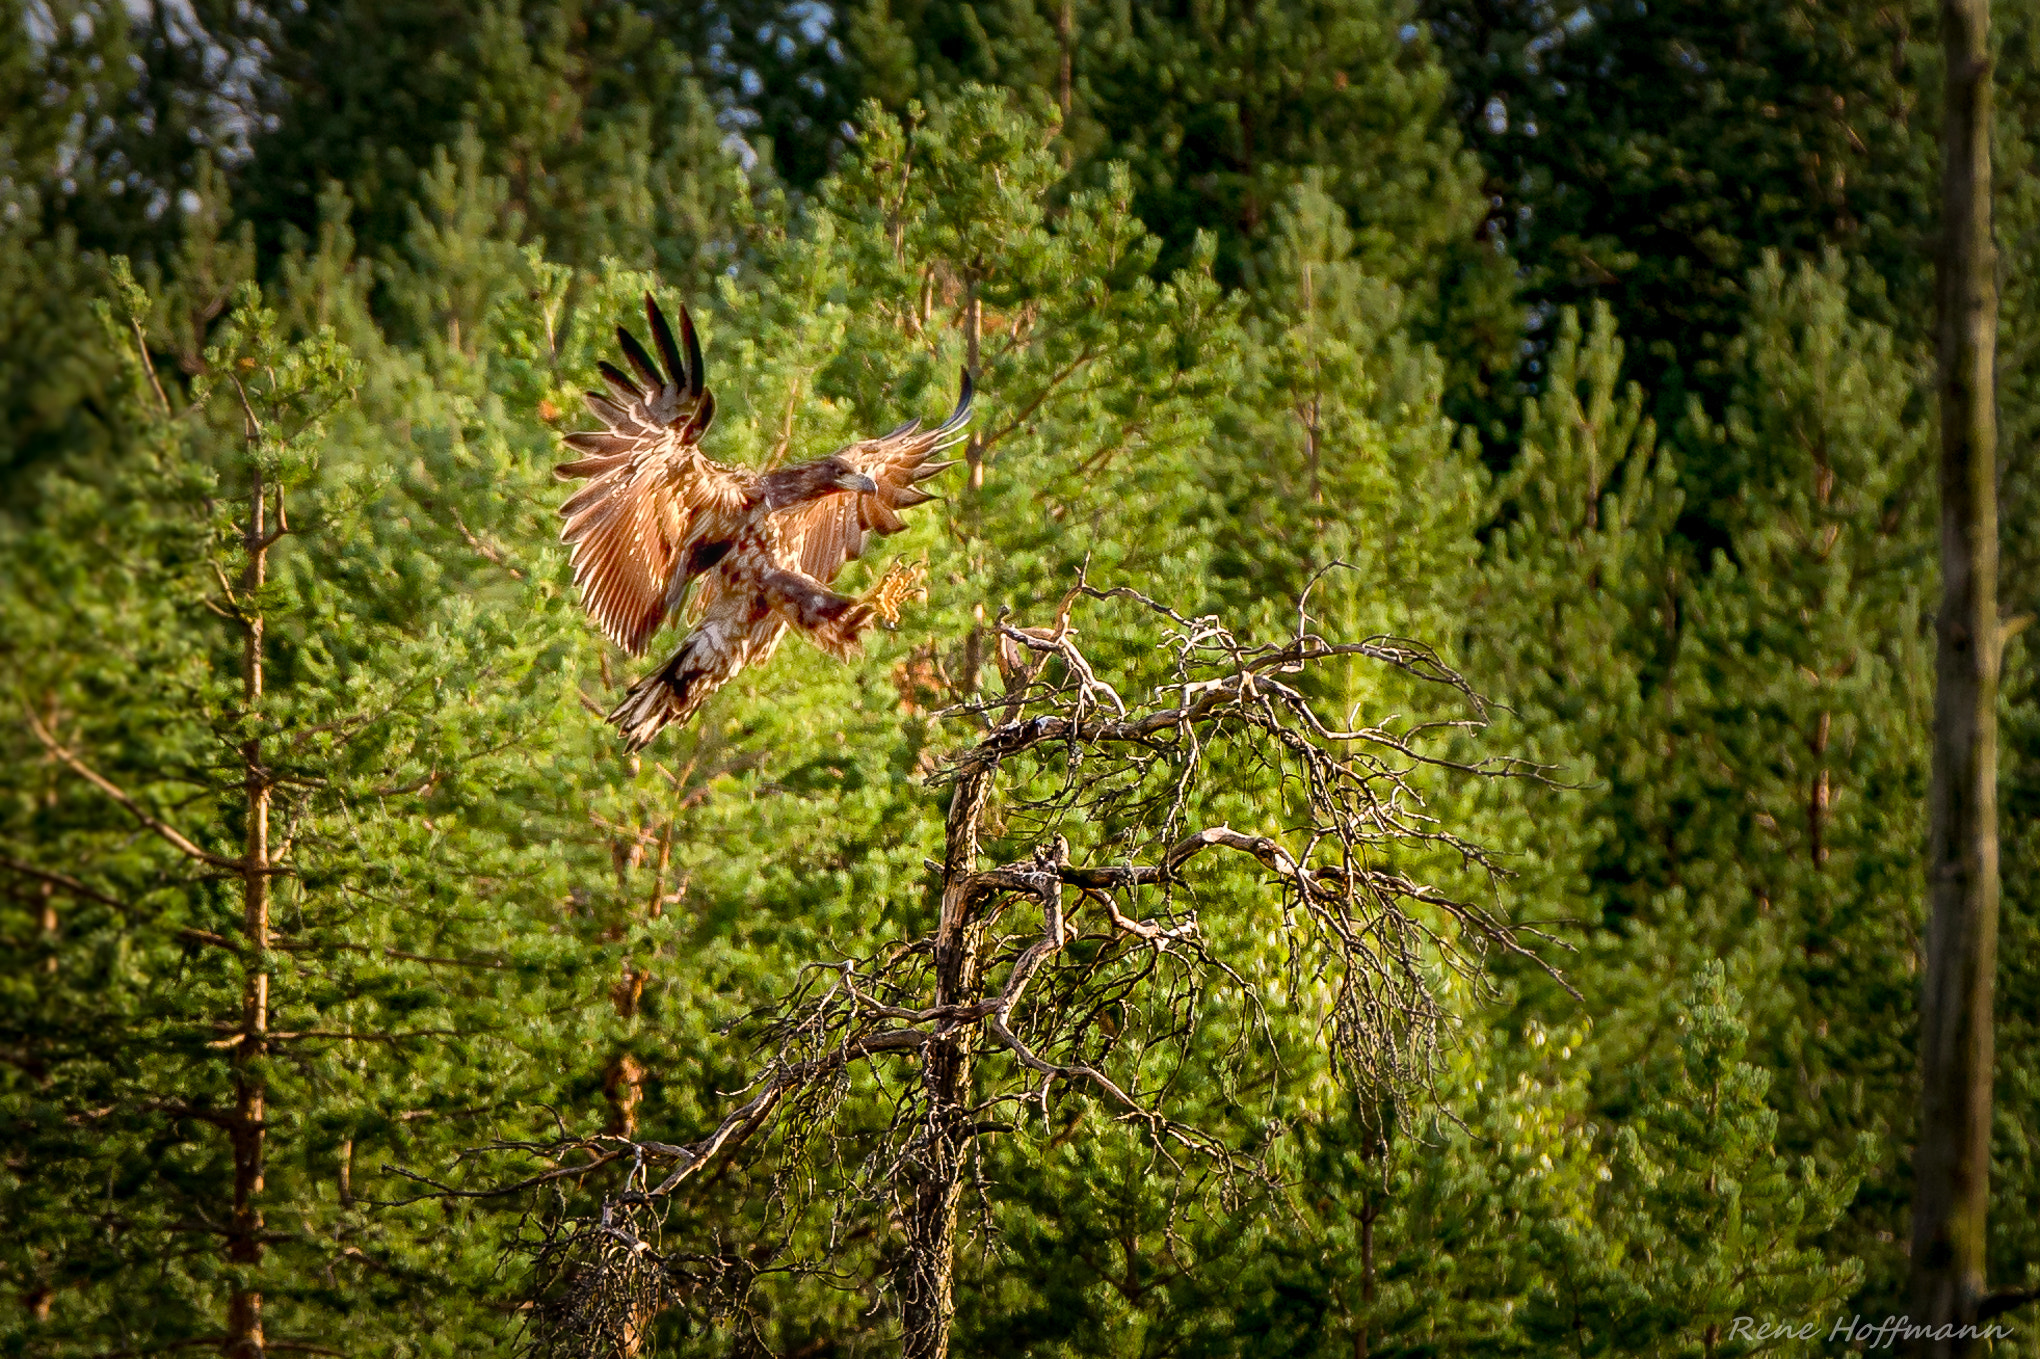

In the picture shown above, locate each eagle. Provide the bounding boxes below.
[553,294,971,751]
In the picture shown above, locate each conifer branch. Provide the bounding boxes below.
[24,707,244,870]
[0,856,129,910]
[130,313,173,416]
[976,346,1097,458]
[255,482,291,550]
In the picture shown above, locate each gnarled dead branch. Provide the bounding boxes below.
[471,585,1558,1358]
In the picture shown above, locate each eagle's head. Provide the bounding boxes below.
[763,456,879,510]
[820,457,881,495]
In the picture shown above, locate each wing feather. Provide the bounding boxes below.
[553,295,747,655]
[595,361,643,404]
[583,392,635,428]
[561,430,636,458]
[616,327,665,393]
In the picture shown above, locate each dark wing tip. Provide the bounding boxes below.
[647,294,703,399]
[615,326,664,393]
[681,388,716,442]
[929,368,973,435]
[596,359,643,401]
[679,306,705,398]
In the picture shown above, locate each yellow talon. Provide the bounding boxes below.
[863,558,929,626]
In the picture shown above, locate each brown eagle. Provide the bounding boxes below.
[553,295,970,750]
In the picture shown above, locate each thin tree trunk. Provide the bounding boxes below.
[1056,0,1074,122]
[898,766,994,1358]
[1355,1199,1376,1359]
[39,878,57,971]
[1910,1,2000,1352]
[228,463,272,1359]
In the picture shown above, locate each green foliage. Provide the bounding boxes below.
[236,0,749,283]
[846,1,1473,275]
[1518,966,1867,1357]
[1419,0,1940,429]
[0,258,605,1350]
[836,0,1520,420]
[948,969,1866,1359]
[2,2,2035,1354]
[1467,258,1937,1330]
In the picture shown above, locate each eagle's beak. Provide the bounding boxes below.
[836,471,880,494]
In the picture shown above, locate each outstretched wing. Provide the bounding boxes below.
[784,370,973,586]
[555,294,746,655]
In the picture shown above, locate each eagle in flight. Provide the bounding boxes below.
[555,295,971,750]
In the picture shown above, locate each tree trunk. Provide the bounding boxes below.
[1056,1,1074,122]
[228,463,272,1359]
[898,766,994,1359]
[39,878,58,972]
[1910,2,2000,1353]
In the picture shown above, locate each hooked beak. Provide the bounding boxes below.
[834,470,880,495]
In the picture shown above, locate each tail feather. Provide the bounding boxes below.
[606,629,733,751]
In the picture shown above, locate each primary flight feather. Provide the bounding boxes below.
[553,293,971,750]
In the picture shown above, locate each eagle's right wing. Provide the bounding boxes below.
[555,295,746,656]
[787,369,973,586]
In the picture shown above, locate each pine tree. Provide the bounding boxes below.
[1466,259,1941,1327]
[1205,171,1484,614]
[835,0,1519,421]
[0,0,150,483]
[271,84,1262,1351]
[1517,966,1867,1357]
[234,0,749,287]
[1417,0,1940,433]
[0,252,614,1349]
[5,2,2032,1348]
[1676,256,1931,1285]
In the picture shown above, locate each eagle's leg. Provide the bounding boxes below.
[607,619,747,751]
[755,567,895,659]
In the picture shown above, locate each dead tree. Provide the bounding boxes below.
[472,583,1552,1358]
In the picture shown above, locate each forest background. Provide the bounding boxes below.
[2,0,2038,1354]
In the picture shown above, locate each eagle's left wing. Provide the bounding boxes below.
[784,370,973,585]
